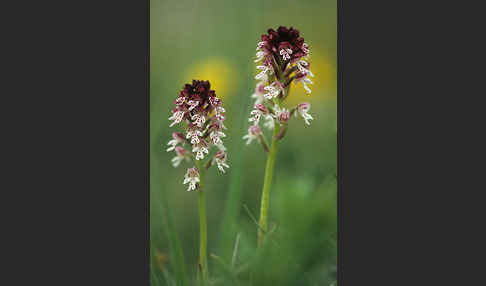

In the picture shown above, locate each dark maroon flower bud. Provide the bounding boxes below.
[257,26,309,66]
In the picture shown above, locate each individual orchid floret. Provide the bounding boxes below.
[263,84,280,100]
[292,61,314,95]
[295,73,314,94]
[243,125,262,145]
[255,65,272,80]
[296,60,314,77]
[263,114,275,130]
[207,118,226,133]
[256,41,266,50]
[210,130,226,146]
[271,105,290,125]
[297,102,314,125]
[192,139,209,161]
[191,113,206,128]
[302,42,310,54]
[186,124,203,144]
[214,150,229,173]
[171,146,190,167]
[208,119,226,146]
[175,96,185,106]
[251,83,266,105]
[169,110,186,127]
[255,103,268,114]
[183,167,200,191]
[255,50,265,62]
[187,100,199,111]
[248,103,269,126]
[279,47,293,61]
[214,107,225,121]
[275,107,291,124]
[166,132,185,152]
[248,110,261,125]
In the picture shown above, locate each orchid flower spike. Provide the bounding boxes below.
[167,80,230,191]
[245,26,315,148]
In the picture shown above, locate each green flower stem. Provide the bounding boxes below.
[257,121,281,247]
[196,162,209,285]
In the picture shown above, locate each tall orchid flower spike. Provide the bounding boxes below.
[167,80,229,284]
[245,26,316,247]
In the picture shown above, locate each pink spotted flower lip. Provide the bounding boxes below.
[183,167,200,191]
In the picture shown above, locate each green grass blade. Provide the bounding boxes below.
[160,191,188,286]
[217,88,251,262]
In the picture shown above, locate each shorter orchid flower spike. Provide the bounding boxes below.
[167,80,229,191]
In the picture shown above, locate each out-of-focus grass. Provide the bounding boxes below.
[150,0,336,285]
[153,177,188,285]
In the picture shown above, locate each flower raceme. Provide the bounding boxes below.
[167,81,226,283]
[248,26,317,247]
[167,80,229,191]
[245,26,315,148]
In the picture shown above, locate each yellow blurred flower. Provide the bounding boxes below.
[183,58,238,101]
[286,51,336,105]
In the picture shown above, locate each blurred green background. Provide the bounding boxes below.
[150,0,336,285]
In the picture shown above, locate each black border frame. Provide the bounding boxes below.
[146,0,150,282]
[9,0,467,284]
